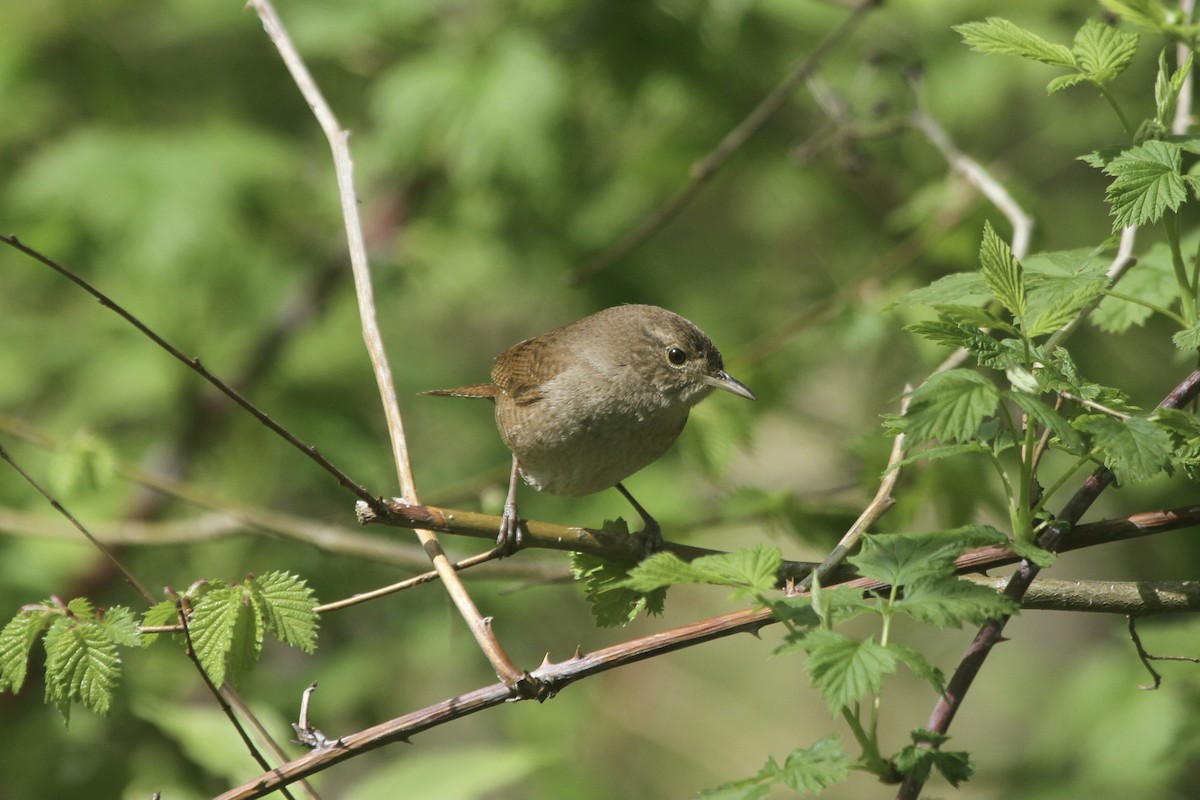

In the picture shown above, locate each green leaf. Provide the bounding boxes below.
[101,607,140,648]
[771,588,877,650]
[889,643,946,694]
[44,617,120,723]
[799,629,895,715]
[1047,72,1089,94]
[893,272,990,307]
[899,370,1000,444]
[1006,391,1086,453]
[955,18,1075,67]
[1155,50,1193,129]
[571,553,665,627]
[225,592,264,686]
[0,610,51,693]
[188,585,247,687]
[249,571,318,653]
[140,600,180,646]
[849,527,1008,587]
[1172,320,1200,351]
[1093,244,1179,332]
[895,730,974,787]
[980,221,1026,319]
[1072,19,1139,84]
[1024,275,1107,336]
[1011,538,1057,567]
[1100,0,1167,30]
[896,578,1020,628]
[1101,140,1186,231]
[619,545,782,597]
[885,442,993,473]
[701,736,851,798]
[1077,414,1174,482]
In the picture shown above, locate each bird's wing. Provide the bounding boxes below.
[491,337,568,407]
[421,383,501,400]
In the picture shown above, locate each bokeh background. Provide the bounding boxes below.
[2,1,1200,797]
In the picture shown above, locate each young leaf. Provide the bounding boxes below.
[1006,391,1086,453]
[1010,538,1057,567]
[140,600,180,646]
[888,643,946,694]
[1172,320,1200,351]
[1093,243,1179,332]
[955,18,1075,67]
[43,617,121,723]
[700,736,851,798]
[893,272,991,307]
[1072,19,1139,84]
[980,221,1026,319]
[571,553,665,627]
[225,594,264,686]
[0,610,51,693]
[899,370,1000,444]
[895,730,974,787]
[188,585,247,687]
[1077,414,1174,482]
[249,571,318,653]
[895,578,1020,628]
[1101,140,1185,231]
[1100,0,1167,31]
[849,527,1008,587]
[618,545,782,597]
[101,607,140,648]
[799,629,895,715]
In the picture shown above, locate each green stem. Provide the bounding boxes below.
[1163,214,1197,325]
[1033,449,1100,515]
[842,706,888,777]
[1098,83,1137,139]
[1100,288,1189,328]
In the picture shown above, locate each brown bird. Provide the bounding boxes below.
[425,304,756,553]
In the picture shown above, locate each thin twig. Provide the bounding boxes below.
[796,386,912,592]
[249,0,531,691]
[0,234,380,510]
[0,441,155,604]
[565,0,881,285]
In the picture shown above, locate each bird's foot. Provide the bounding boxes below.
[494,501,523,557]
[637,519,664,557]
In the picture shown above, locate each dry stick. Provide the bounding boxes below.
[215,524,1200,800]
[896,368,1200,800]
[0,234,380,510]
[565,0,881,285]
[796,387,911,593]
[248,0,530,692]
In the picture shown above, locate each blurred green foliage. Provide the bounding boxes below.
[2,0,1200,797]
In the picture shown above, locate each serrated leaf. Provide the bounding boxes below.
[1077,414,1174,482]
[101,607,140,648]
[1006,391,1086,453]
[701,736,851,798]
[896,731,974,787]
[1024,276,1107,336]
[619,552,700,592]
[225,593,263,686]
[1093,245,1179,332]
[1072,19,1139,84]
[1047,72,1090,94]
[571,553,665,627]
[139,600,180,646]
[893,272,991,307]
[955,18,1075,67]
[44,618,120,723]
[896,578,1020,628]
[1172,320,1200,351]
[1102,140,1186,231]
[899,370,1000,443]
[980,221,1026,319]
[799,629,895,715]
[188,585,246,687]
[771,588,877,649]
[0,610,51,693]
[889,643,946,694]
[932,304,1020,338]
[619,545,782,597]
[249,572,318,653]
[66,597,95,619]
[849,527,1008,587]
[1100,0,1167,30]
[1011,538,1057,566]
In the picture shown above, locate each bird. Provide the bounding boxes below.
[424,304,756,553]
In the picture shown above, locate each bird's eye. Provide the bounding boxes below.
[667,347,688,366]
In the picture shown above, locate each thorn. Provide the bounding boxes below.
[572,644,584,659]
[539,652,552,669]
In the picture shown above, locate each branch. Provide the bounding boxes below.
[248,0,531,691]
[898,368,1200,800]
[565,0,881,285]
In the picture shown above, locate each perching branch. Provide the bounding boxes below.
[248,0,532,691]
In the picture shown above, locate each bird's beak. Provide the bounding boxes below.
[705,370,757,401]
